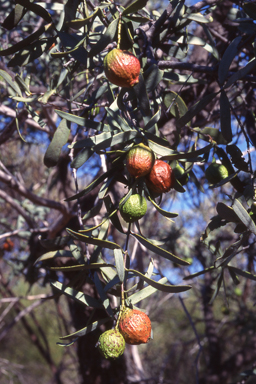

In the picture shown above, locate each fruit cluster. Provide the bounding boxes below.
[97,308,152,359]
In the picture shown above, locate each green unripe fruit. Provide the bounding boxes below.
[173,164,189,185]
[97,329,125,359]
[119,194,147,223]
[104,49,141,88]
[205,163,229,184]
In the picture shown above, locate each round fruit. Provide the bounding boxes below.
[119,194,147,223]
[118,308,152,345]
[205,163,229,184]
[97,329,125,359]
[173,164,189,185]
[146,159,175,194]
[104,48,141,88]
[126,143,155,178]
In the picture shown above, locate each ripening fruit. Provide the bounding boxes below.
[205,163,229,184]
[118,308,152,345]
[146,159,175,194]
[104,48,141,88]
[119,194,147,223]
[126,143,155,178]
[97,329,126,359]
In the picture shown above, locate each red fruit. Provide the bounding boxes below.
[118,308,152,345]
[104,48,141,88]
[146,159,175,194]
[126,143,155,178]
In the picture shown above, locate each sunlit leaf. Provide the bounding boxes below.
[122,0,148,15]
[128,277,168,305]
[66,228,121,250]
[127,269,191,292]
[131,233,190,266]
[51,281,104,308]
[114,249,125,283]
[233,199,256,235]
[147,196,178,218]
[89,18,119,57]
[59,318,110,340]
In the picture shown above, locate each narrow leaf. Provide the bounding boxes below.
[131,233,190,266]
[60,318,110,340]
[233,199,256,235]
[51,281,104,308]
[220,90,232,143]
[66,228,121,250]
[147,196,178,218]
[177,92,218,128]
[218,36,242,86]
[127,269,191,292]
[0,70,22,96]
[228,266,256,282]
[114,249,125,283]
[89,18,119,57]
[122,0,148,16]
[128,277,168,305]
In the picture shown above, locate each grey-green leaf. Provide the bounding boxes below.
[233,199,256,235]
[218,36,242,86]
[44,119,70,168]
[131,233,190,266]
[127,269,191,292]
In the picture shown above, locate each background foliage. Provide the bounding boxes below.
[1,0,256,383]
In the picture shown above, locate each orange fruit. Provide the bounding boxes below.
[104,48,140,88]
[146,159,175,194]
[126,143,155,178]
[118,308,152,345]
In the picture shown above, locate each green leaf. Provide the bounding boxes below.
[66,228,122,250]
[143,64,163,93]
[71,147,94,169]
[209,270,223,304]
[220,90,232,143]
[114,249,125,283]
[0,24,53,57]
[65,8,100,29]
[131,233,190,266]
[122,0,148,16]
[193,127,226,145]
[225,58,256,89]
[183,266,215,280]
[128,277,168,305]
[89,18,119,57]
[94,272,113,316]
[8,38,56,67]
[35,250,74,264]
[16,0,52,23]
[185,13,210,23]
[233,199,256,235]
[51,281,104,308]
[60,318,110,340]
[218,36,242,86]
[216,202,240,222]
[226,144,249,172]
[44,119,70,168]
[58,32,88,65]
[2,4,27,30]
[147,196,178,218]
[177,92,218,128]
[144,109,161,131]
[0,70,22,96]
[164,91,188,118]
[127,269,191,292]
[228,266,240,285]
[49,263,116,272]
[228,266,256,282]
[65,164,122,201]
[133,73,150,116]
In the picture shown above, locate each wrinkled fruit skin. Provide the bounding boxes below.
[146,160,175,194]
[119,308,152,345]
[104,49,141,88]
[119,194,147,223]
[205,163,229,184]
[97,329,125,359]
[126,143,155,178]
